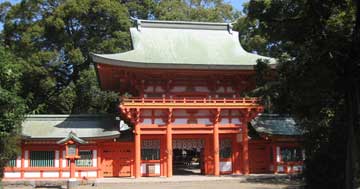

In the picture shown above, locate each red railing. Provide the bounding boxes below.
[121,97,260,104]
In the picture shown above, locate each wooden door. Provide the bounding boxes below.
[249,142,270,173]
[115,148,132,177]
[102,149,115,177]
[102,143,133,177]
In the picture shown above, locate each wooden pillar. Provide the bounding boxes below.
[135,124,141,178]
[272,144,278,174]
[213,108,220,176]
[233,135,241,174]
[70,159,75,178]
[134,108,141,178]
[21,145,24,179]
[166,108,173,177]
[242,110,250,175]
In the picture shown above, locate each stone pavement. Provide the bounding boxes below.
[2,174,303,189]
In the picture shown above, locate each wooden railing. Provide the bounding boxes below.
[121,97,260,105]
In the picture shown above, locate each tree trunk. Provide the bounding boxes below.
[345,1,360,188]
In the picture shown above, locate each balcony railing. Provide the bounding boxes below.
[122,97,259,104]
[120,97,262,109]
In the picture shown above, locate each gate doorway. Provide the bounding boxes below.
[172,139,205,175]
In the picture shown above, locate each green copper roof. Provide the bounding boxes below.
[250,114,303,136]
[91,19,276,70]
[22,115,121,140]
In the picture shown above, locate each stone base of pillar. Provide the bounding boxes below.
[67,178,78,189]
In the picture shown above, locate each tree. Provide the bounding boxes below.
[154,0,239,22]
[238,0,360,188]
[1,0,130,114]
[0,45,26,179]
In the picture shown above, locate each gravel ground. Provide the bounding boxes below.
[2,180,302,189]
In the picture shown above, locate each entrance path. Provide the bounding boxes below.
[2,174,303,189]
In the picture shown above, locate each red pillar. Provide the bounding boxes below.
[166,108,173,177]
[233,135,241,174]
[242,122,249,174]
[272,144,278,174]
[135,124,141,178]
[166,124,173,177]
[213,123,220,176]
[70,159,76,178]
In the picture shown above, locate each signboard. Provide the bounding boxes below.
[68,144,77,156]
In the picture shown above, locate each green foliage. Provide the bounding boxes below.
[0,45,26,179]
[1,0,131,114]
[241,0,360,187]
[154,0,239,22]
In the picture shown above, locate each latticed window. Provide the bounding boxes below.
[281,147,303,162]
[220,139,232,159]
[76,150,93,167]
[141,140,160,160]
[7,159,16,167]
[30,151,55,167]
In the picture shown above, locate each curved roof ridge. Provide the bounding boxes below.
[136,19,232,31]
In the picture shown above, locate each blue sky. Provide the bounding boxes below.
[0,0,248,31]
[230,0,248,11]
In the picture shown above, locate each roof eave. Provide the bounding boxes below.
[22,134,121,141]
[91,53,257,71]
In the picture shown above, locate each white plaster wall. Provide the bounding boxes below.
[141,163,160,174]
[173,118,187,124]
[194,86,209,92]
[62,150,67,167]
[227,86,234,92]
[55,150,59,167]
[24,172,41,178]
[220,118,230,124]
[171,86,186,92]
[155,163,160,174]
[277,166,284,172]
[144,86,154,92]
[16,155,21,168]
[276,147,280,162]
[197,118,211,125]
[216,87,225,93]
[302,149,306,160]
[24,150,29,168]
[43,172,59,178]
[142,118,152,124]
[231,118,241,124]
[155,86,164,92]
[62,171,70,178]
[80,171,97,178]
[154,118,165,125]
[93,150,97,167]
[4,172,21,178]
[220,162,232,172]
[141,163,146,174]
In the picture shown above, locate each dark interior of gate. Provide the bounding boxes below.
[172,139,204,175]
